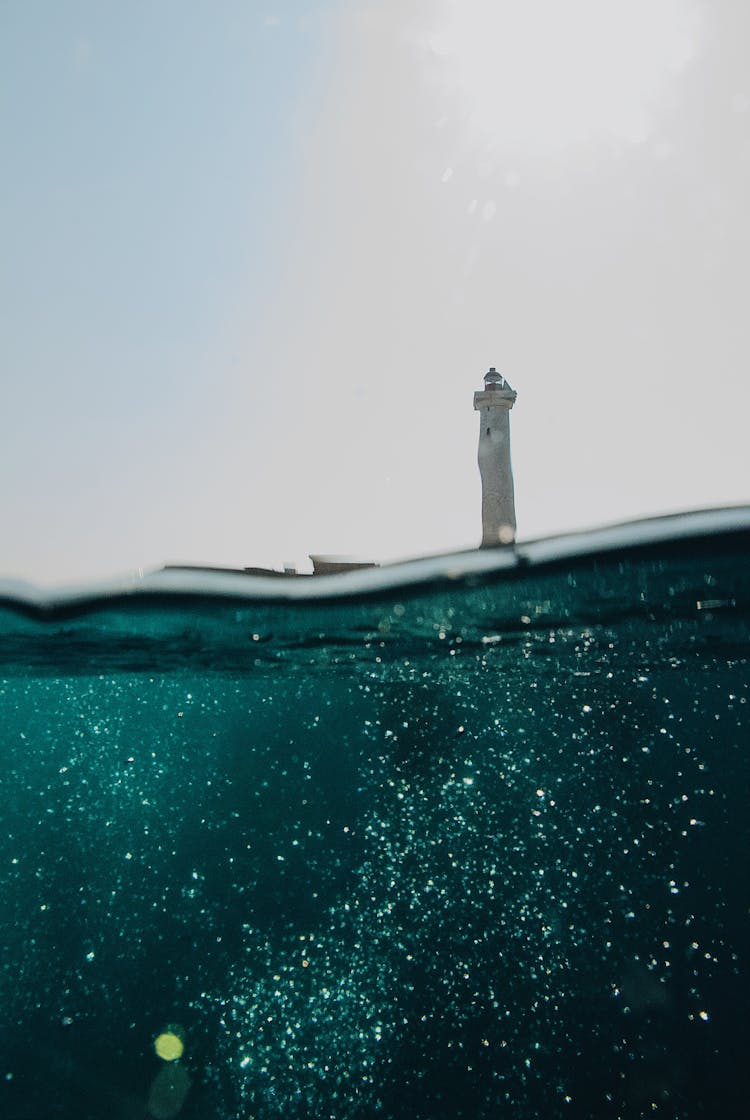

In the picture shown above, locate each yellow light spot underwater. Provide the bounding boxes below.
[154,1031,184,1062]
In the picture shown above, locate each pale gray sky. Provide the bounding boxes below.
[2,0,749,583]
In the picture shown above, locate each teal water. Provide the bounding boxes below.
[1,524,749,1119]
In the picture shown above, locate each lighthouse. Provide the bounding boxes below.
[474,367,517,547]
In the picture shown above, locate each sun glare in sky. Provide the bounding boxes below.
[423,0,698,149]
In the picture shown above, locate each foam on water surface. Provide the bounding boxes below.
[0,509,748,1119]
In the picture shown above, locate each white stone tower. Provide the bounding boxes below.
[474,367,517,547]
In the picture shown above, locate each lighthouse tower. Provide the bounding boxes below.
[474,367,517,547]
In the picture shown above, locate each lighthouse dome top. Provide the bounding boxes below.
[484,367,512,391]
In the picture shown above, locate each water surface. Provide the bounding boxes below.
[1,512,748,1119]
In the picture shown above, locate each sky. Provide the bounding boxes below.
[1,0,749,584]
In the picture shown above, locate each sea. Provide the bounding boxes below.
[1,509,748,1120]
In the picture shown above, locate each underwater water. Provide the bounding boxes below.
[1,516,749,1120]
